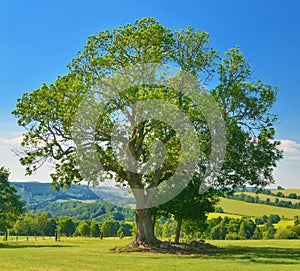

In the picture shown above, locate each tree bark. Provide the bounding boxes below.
[174,218,182,244]
[129,208,161,247]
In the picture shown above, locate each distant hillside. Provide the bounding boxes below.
[12,182,135,206]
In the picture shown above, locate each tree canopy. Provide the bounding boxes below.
[12,17,282,246]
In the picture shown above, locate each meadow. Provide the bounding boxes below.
[217,198,300,219]
[235,191,300,204]
[0,238,299,271]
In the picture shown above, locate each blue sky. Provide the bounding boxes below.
[0,0,299,187]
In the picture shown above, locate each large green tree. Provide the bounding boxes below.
[13,18,282,246]
[0,167,25,236]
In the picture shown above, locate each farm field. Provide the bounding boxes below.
[272,189,300,196]
[235,191,300,204]
[0,238,299,271]
[207,212,243,220]
[217,198,300,219]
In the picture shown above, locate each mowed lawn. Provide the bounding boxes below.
[218,198,300,219]
[0,238,299,271]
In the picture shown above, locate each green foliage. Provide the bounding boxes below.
[117,226,125,239]
[101,220,120,237]
[204,215,287,240]
[161,220,176,238]
[261,222,276,239]
[75,221,90,237]
[27,200,134,222]
[275,227,298,239]
[57,216,76,237]
[13,213,55,236]
[252,226,263,240]
[90,221,101,237]
[0,167,25,231]
[238,221,247,238]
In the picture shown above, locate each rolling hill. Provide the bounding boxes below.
[217,197,300,219]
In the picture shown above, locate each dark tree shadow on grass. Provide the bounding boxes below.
[208,246,300,265]
[0,243,73,249]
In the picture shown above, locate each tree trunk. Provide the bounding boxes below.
[129,208,161,247]
[174,218,182,244]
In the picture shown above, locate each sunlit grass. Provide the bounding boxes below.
[0,238,299,271]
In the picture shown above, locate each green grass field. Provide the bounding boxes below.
[0,238,299,271]
[217,198,300,219]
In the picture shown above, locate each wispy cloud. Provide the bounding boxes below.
[277,139,300,161]
[279,139,300,154]
[0,136,22,145]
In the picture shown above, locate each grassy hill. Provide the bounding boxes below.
[272,189,300,196]
[235,191,300,204]
[217,197,300,219]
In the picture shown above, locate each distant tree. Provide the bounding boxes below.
[238,220,247,239]
[34,212,50,238]
[90,221,100,237]
[288,193,297,199]
[161,220,176,238]
[13,216,31,237]
[101,220,120,237]
[252,226,262,239]
[275,227,297,239]
[277,186,284,190]
[215,207,224,213]
[45,217,57,236]
[262,215,268,223]
[255,217,264,225]
[76,221,90,237]
[57,216,76,236]
[117,226,126,239]
[210,221,227,240]
[267,214,280,224]
[227,218,240,234]
[119,222,133,237]
[276,192,284,198]
[0,167,25,237]
[243,218,256,238]
[261,222,276,239]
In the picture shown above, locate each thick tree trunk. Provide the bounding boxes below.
[174,218,182,244]
[129,208,161,247]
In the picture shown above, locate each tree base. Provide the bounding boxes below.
[128,236,162,248]
[114,240,218,254]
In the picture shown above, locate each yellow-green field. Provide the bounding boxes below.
[207,212,243,220]
[272,189,300,196]
[273,220,295,229]
[235,191,300,204]
[0,238,299,271]
[217,198,300,219]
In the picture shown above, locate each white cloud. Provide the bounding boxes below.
[277,139,300,162]
[0,136,22,145]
